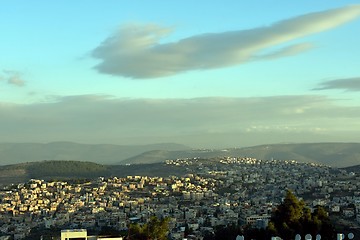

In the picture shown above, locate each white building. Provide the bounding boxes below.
[61,229,87,240]
[61,229,123,240]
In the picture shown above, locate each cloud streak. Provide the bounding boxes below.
[0,70,26,87]
[314,77,360,91]
[1,95,360,147]
[92,5,360,79]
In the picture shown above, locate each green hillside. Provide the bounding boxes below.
[0,160,187,186]
[0,160,109,182]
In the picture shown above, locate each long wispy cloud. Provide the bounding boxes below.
[92,5,360,79]
[1,95,360,147]
[314,77,360,91]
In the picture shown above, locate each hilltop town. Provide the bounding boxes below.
[0,157,359,239]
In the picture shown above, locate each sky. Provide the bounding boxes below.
[1,1,360,148]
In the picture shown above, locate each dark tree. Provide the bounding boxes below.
[268,190,336,240]
[213,224,242,240]
[127,216,170,240]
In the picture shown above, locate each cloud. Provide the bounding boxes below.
[0,70,26,87]
[252,43,314,60]
[1,95,360,147]
[314,77,360,91]
[92,5,360,79]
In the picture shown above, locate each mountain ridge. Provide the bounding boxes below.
[119,142,360,168]
[0,142,359,168]
[0,142,191,165]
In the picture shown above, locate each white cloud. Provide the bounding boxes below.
[252,42,314,60]
[92,5,360,79]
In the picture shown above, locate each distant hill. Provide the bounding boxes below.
[120,149,230,164]
[0,161,109,185]
[1,142,359,185]
[235,142,360,167]
[343,164,360,174]
[0,142,190,165]
[119,142,360,168]
[0,142,359,169]
[0,160,188,186]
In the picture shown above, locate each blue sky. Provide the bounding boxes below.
[1,1,360,148]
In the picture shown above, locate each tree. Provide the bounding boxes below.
[128,216,170,240]
[213,224,241,240]
[268,190,336,240]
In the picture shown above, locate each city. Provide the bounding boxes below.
[2,1,360,240]
[1,157,359,239]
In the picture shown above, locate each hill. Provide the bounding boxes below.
[120,142,360,168]
[343,164,360,174]
[0,142,190,165]
[0,142,359,171]
[0,160,188,186]
[0,161,108,185]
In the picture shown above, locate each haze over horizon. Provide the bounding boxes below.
[1,1,360,149]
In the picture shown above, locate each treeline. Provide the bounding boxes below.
[25,160,110,179]
[27,160,109,178]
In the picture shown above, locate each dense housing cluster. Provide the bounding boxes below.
[0,157,360,239]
